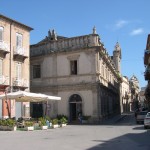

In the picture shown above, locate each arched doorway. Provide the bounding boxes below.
[69,94,82,122]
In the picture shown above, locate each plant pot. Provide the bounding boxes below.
[10,126,17,131]
[61,123,67,127]
[25,126,34,131]
[41,125,48,130]
[52,124,59,128]
[0,126,17,131]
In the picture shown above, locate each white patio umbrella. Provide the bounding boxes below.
[0,91,61,102]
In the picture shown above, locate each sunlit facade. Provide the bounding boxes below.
[0,14,33,119]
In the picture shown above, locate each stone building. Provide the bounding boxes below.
[139,87,147,109]
[129,75,140,111]
[121,76,131,113]
[0,14,33,119]
[30,27,122,122]
[144,34,150,110]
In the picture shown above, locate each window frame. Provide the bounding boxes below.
[70,60,77,75]
[16,33,23,48]
[33,65,41,79]
[15,62,22,80]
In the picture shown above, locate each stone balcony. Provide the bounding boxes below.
[0,40,10,54]
[0,75,9,85]
[13,46,28,59]
[12,77,29,88]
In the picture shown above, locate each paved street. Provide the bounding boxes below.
[0,113,150,150]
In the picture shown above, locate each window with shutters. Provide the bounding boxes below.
[16,33,22,48]
[16,63,22,80]
[33,65,41,78]
[0,27,3,41]
[70,60,77,75]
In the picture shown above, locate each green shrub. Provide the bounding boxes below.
[0,119,16,127]
[6,119,16,127]
[25,121,34,127]
[38,117,46,126]
[60,117,67,124]
[52,118,58,125]
[57,114,68,120]
[45,116,52,122]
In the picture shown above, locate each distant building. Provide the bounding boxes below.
[0,14,33,119]
[121,76,131,113]
[30,27,122,122]
[129,75,140,111]
[139,87,147,109]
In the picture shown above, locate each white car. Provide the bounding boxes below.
[136,111,148,124]
[144,112,150,129]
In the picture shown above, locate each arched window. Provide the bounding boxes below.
[69,94,82,103]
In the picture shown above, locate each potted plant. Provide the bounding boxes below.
[52,118,59,128]
[24,121,34,131]
[0,119,17,131]
[57,114,68,127]
[38,117,48,130]
[60,117,67,127]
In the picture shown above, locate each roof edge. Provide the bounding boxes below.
[0,14,33,31]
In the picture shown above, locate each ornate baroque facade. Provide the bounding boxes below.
[30,27,122,122]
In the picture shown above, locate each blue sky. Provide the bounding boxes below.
[0,0,149,88]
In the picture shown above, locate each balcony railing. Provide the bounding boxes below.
[0,40,10,53]
[144,66,150,80]
[0,75,9,85]
[13,77,29,87]
[144,49,150,65]
[13,46,28,58]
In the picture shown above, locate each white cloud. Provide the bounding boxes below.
[115,20,128,29]
[130,28,144,36]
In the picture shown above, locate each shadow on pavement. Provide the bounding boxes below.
[86,129,150,150]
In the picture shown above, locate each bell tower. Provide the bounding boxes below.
[113,42,122,73]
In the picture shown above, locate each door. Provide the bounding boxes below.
[69,94,82,122]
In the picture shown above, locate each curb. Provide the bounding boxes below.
[115,115,127,123]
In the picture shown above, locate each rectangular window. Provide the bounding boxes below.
[16,33,22,48]
[33,65,41,78]
[70,60,77,75]
[16,63,22,79]
[0,27,4,41]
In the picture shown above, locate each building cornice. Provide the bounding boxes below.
[0,14,33,31]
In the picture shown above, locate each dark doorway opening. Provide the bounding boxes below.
[31,103,43,118]
[69,94,82,122]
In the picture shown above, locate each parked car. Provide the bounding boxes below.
[136,111,148,124]
[144,112,150,129]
